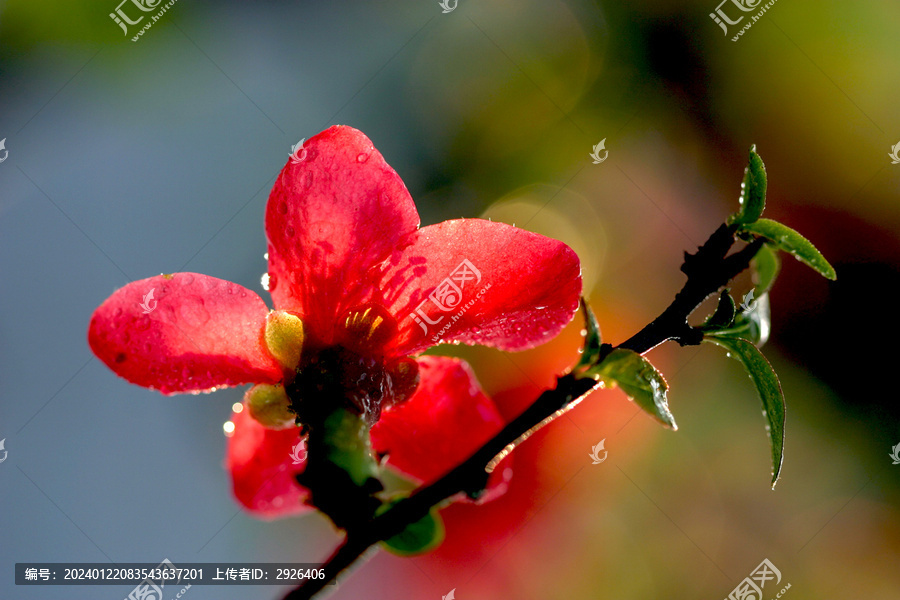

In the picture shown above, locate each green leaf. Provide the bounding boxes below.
[752,243,781,295]
[576,297,602,369]
[586,348,676,429]
[379,505,444,556]
[704,336,785,487]
[740,218,836,280]
[714,291,771,346]
[701,290,736,331]
[727,145,767,226]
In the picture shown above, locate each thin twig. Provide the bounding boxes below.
[284,224,763,600]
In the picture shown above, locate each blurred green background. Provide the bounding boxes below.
[1,1,898,599]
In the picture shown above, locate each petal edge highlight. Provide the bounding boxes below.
[88,273,283,395]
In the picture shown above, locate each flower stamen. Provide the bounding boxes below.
[337,304,397,355]
[265,310,305,370]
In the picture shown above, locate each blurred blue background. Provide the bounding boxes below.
[2,1,899,599]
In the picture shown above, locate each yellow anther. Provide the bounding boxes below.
[336,304,397,354]
[246,384,296,429]
[265,310,305,369]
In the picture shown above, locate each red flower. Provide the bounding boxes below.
[88,126,581,519]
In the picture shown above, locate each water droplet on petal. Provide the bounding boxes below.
[356,153,368,163]
[302,171,314,189]
[285,226,295,238]
[135,316,152,331]
[261,273,271,291]
[268,273,278,292]
[182,274,195,285]
[277,202,288,215]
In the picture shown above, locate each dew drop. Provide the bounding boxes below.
[277,202,288,215]
[302,171,314,189]
[285,226,295,238]
[356,153,368,163]
[135,316,152,331]
[182,274,195,285]
[114,308,123,318]
[268,273,278,292]
[261,273,271,291]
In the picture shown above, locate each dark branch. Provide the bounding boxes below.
[284,223,764,600]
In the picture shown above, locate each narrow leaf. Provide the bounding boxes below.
[752,242,781,295]
[380,505,444,556]
[704,336,785,487]
[727,145,767,226]
[587,348,676,429]
[576,297,602,369]
[701,290,736,331]
[740,218,836,280]
[714,291,771,346]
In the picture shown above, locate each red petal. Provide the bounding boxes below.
[370,356,511,500]
[266,125,420,345]
[88,273,283,395]
[226,406,312,519]
[378,219,582,356]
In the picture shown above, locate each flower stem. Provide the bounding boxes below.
[283,223,764,600]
